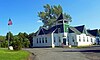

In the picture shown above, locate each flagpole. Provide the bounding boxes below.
[8,32,10,49]
[8,25,10,49]
[8,23,10,49]
[8,18,12,49]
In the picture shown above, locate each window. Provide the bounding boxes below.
[73,39,74,42]
[54,37,56,43]
[39,38,41,43]
[37,38,38,43]
[59,37,61,42]
[45,37,47,43]
[42,38,44,43]
[87,37,89,42]
[79,36,81,42]
[67,37,69,45]
[91,38,93,42]
[72,37,74,42]
[83,37,85,42]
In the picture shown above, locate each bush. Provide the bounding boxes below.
[24,38,30,48]
[1,41,8,48]
[12,36,22,50]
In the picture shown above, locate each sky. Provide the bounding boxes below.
[0,0,100,36]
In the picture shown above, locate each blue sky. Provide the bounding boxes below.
[0,0,100,36]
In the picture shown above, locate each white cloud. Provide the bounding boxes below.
[37,20,42,23]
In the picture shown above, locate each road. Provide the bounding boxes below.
[24,46,100,60]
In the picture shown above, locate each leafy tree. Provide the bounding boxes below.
[0,36,5,41]
[99,29,100,33]
[38,4,72,28]
[18,32,30,48]
[23,38,30,48]
[18,32,25,39]
[0,32,30,48]
[24,32,28,38]
[6,32,14,46]
[12,36,22,50]
[0,36,6,47]
[1,40,8,48]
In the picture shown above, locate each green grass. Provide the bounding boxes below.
[0,48,30,60]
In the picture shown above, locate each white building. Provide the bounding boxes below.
[33,13,100,48]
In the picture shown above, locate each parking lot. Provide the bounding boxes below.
[24,46,100,60]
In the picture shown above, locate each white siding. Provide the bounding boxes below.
[68,33,77,46]
[33,33,69,47]
[68,33,96,46]
[52,33,68,46]
[33,32,97,47]
[76,34,96,46]
[33,34,52,47]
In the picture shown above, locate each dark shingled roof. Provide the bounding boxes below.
[68,25,85,34]
[37,24,100,37]
[38,24,64,35]
[57,13,71,22]
[38,29,44,35]
[87,29,99,36]
[38,25,86,35]
[74,25,85,33]
[68,27,75,33]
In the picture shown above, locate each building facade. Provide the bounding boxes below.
[33,13,100,48]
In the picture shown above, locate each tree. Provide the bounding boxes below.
[18,32,30,48]
[12,36,22,50]
[23,38,30,48]
[99,29,100,33]
[0,32,30,49]
[18,32,25,39]
[24,32,28,38]
[38,4,72,28]
[0,36,5,41]
[1,40,8,48]
[0,36,6,47]
[6,32,14,46]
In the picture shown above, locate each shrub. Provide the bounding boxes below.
[12,36,22,50]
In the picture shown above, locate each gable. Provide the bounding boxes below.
[87,29,99,36]
[68,25,88,35]
[37,24,64,35]
[74,25,84,33]
[38,29,45,35]
[68,27,81,34]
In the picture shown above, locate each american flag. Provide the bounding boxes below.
[8,19,12,25]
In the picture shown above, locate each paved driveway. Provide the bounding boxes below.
[24,46,100,60]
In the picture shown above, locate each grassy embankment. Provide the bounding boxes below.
[0,48,30,60]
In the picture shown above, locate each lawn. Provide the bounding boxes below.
[0,48,30,60]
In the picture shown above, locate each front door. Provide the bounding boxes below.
[63,38,66,45]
